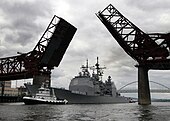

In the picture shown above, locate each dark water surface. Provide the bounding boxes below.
[0,102,170,121]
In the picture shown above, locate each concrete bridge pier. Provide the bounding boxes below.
[138,66,151,105]
[33,73,51,88]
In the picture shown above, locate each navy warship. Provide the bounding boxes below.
[25,57,132,104]
[53,57,131,104]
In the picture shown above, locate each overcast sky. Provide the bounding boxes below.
[1,0,170,93]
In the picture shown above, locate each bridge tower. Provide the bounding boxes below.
[96,4,170,105]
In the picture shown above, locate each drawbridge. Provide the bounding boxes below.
[96,4,170,104]
[0,15,77,88]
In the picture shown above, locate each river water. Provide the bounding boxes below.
[0,102,170,121]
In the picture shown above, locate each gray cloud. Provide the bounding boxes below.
[0,0,170,93]
[123,0,170,32]
[0,0,52,57]
[126,0,170,11]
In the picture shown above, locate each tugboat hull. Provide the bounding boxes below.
[23,97,67,105]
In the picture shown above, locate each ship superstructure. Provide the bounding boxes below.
[69,57,117,97]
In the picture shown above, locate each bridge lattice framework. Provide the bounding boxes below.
[96,4,170,104]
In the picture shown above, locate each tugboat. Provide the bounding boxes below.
[23,84,68,105]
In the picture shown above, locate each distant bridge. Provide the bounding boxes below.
[120,89,170,93]
[118,81,170,93]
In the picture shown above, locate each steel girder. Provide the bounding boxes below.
[96,4,169,63]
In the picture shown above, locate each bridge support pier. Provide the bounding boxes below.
[138,66,151,105]
[0,81,5,96]
[33,73,51,88]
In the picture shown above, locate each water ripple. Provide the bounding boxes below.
[0,102,170,121]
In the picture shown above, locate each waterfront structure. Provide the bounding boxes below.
[0,81,27,96]
[0,81,18,96]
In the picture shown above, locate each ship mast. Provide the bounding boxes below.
[81,59,90,77]
[94,57,106,81]
[86,59,88,69]
[95,57,100,76]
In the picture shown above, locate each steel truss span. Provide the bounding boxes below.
[0,15,77,81]
[96,4,170,69]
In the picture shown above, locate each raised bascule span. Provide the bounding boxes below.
[0,15,77,87]
[96,4,170,105]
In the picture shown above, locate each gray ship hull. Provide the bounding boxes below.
[54,88,130,104]
[25,85,130,104]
